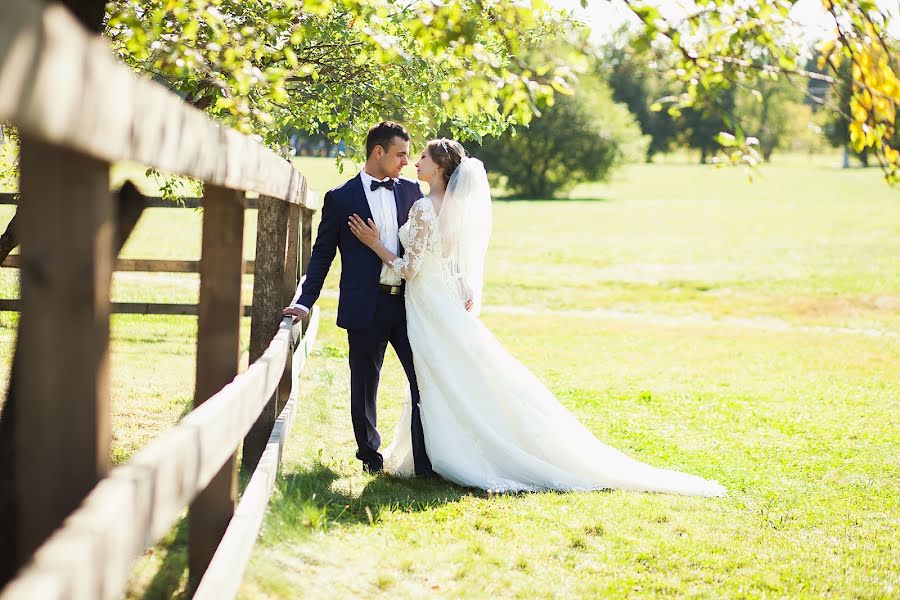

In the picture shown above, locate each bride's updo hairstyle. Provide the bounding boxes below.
[426,138,467,187]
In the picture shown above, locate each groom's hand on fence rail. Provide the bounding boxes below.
[282,305,309,322]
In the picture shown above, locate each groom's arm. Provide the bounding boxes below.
[287,190,340,316]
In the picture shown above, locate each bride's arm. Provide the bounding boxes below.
[454,274,475,312]
[348,202,432,280]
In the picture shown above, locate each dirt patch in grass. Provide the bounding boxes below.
[785,294,900,318]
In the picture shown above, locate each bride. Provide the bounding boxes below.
[347,139,725,497]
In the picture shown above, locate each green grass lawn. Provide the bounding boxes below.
[0,153,898,597]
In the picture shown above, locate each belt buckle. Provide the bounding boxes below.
[389,285,401,295]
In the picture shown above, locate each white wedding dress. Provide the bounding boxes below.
[381,195,725,497]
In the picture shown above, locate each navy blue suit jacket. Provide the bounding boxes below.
[297,174,424,330]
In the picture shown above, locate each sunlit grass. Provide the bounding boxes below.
[0,154,897,597]
[236,308,897,598]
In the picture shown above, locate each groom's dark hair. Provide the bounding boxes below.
[366,121,410,158]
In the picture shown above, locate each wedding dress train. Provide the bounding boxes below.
[382,196,724,497]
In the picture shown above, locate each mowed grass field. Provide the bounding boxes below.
[0,153,898,598]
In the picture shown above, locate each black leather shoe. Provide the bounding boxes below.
[363,462,383,474]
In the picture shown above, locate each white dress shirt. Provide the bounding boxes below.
[358,168,402,286]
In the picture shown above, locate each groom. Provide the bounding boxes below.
[283,122,433,477]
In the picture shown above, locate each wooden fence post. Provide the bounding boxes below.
[242,196,289,472]
[11,139,114,566]
[300,206,314,335]
[189,185,246,587]
[278,202,302,401]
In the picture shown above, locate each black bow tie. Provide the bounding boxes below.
[370,179,395,191]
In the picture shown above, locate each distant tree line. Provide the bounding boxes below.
[472,25,896,198]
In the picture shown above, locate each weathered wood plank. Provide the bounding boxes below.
[295,303,321,372]
[194,340,296,599]
[299,205,317,334]
[0,300,257,316]
[285,203,303,309]
[0,3,312,207]
[278,198,303,410]
[0,193,262,209]
[0,313,308,599]
[12,138,114,568]
[242,196,289,472]
[192,400,287,600]
[2,256,257,274]
[193,308,318,600]
[0,177,144,583]
[189,185,245,586]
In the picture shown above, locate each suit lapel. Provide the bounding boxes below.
[393,181,406,228]
[351,174,374,222]
[392,180,408,258]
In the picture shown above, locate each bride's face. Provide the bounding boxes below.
[415,149,441,184]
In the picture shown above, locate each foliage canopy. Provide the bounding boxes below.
[474,73,647,198]
[105,0,572,157]
[615,0,900,182]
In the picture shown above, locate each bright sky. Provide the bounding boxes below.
[551,0,900,43]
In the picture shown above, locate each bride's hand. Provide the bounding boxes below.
[348,214,380,248]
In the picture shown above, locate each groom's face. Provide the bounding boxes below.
[376,136,410,179]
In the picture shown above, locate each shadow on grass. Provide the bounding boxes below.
[264,461,482,536]
[131,468,254,599]
[139,517,189,599]
[133,464,480,596]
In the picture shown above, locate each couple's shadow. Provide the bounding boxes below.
[138,463,472,599]
[267,461,484,529]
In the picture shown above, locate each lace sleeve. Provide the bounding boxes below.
[450,271,474,304]
[389,201,435,280]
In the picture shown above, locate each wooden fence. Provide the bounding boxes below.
[0,1,322,597]
[2,194,263,316]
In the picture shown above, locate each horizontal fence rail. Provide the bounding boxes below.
[0,197,320,317]
[0,309,320,600]
[1,192,318,212]
[2,256,255,273]
[0,193,265,209]
[0,299,257,317]
[194,309,320,599]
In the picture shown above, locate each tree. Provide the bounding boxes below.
[0,0,575,264]
[616,0,899,181]
[732,77,806,161]
[682,91,735,164]
[599,37,681,162]
[104,0,572,153]
[474,74,647,198]
[819,59,900,166]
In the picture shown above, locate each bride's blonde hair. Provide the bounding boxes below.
[426,138,466,187]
